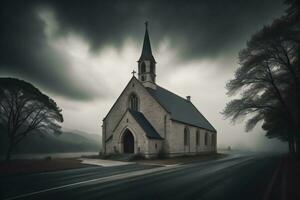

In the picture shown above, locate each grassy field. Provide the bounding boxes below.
[0,153,228,176]
[136,153,227,165]
[0,158,88,176]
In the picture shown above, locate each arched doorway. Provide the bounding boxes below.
[123,130,134,153]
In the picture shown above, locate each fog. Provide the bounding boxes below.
[0,1,288,152]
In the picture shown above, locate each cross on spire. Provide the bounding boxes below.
[138,21,155,63]
[131,70,136,76]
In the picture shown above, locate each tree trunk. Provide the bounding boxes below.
[288,136,296,155]
[5,143,13,162]
[291,137,296,154]
[296,138,300,158]
[288,140,292,154]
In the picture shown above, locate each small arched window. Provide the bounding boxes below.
[129,93,138,111]
[164,115,167,136]
[150,62,154,73]
[184,127,189,146]
[196,129,200,146]
[205,132,208,146]
[212,134,216,146]
[141,62,146,73]
[150,74,155,82]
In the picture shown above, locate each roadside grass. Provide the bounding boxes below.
[0,158,88,176]
[84,152,228,165]
[136,153,227,165]
[0,153,228,176]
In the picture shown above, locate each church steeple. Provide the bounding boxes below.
[138,22,156,63]
[138,21,157,90]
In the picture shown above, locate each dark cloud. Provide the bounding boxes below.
[0,0,285,100]
[0,1,97,100]
[46,0,285,58]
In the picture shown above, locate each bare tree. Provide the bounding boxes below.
[0,78,63,161]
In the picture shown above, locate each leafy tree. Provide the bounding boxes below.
[0,78,63,161]
[285,0,300,19]
[223,1,300,155]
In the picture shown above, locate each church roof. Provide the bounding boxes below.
[147,86,217,133]
[129,109,163,139]
[138,23,156,63]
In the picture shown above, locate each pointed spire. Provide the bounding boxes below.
[138,21,156,63]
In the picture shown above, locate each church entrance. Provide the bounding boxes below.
[123,130,134,153]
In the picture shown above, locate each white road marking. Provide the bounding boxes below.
[4,165,179,200]
[5,156,254,200]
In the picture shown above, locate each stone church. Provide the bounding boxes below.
[102,24,217,157]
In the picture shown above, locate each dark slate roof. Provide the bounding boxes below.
[129,109,163,139]
[138,26,156,63]
[147,86,217,132]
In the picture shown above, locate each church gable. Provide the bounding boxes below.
[103,77,168,142]
[110,110,147,154]
[113,109,163,140]
[128,110,163,139]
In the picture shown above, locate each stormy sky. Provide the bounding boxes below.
[0,0,288,151]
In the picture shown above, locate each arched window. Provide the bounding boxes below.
[212,134,216,146]
[150,74,155,82]
[129,93,138,111]
[196,129,200,146]
[205,132,208,146]
[164,115,167,137]
[150,62,154,73]
[141,62,146,73]
[184,127,189,146]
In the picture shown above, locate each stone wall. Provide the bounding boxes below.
[102,77,217,157]
[167,120,217,156]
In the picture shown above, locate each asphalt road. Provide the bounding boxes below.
[0,153,280,200]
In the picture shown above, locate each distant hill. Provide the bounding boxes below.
[0,127,101,155]
[62,128,101,142]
